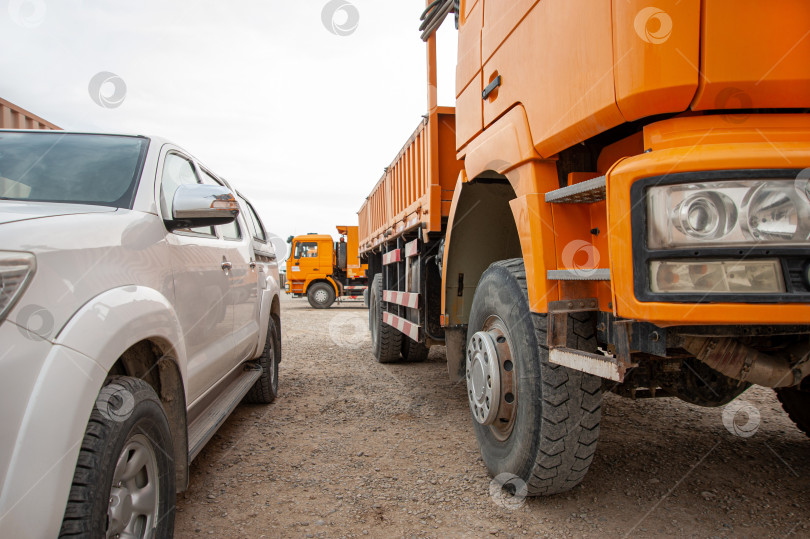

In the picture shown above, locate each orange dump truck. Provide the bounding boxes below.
[358,0,810,495]
[286,226,369,308]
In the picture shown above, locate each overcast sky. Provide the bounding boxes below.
[0,0,458,260]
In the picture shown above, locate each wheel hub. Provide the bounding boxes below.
[466,331,501,425]
[107,434,159,539]
[314,289,328,303]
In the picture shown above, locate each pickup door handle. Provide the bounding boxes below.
[482,75,501,100]
[221,260,233,271]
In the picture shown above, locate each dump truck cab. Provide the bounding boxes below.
[287,226,369,308]
[358,0,810,497]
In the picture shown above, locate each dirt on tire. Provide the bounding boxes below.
[175,296,810,538]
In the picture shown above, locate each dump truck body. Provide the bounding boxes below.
[359,0,810,495]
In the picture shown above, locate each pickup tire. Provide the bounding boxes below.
[244,316,281,404]
[401,338,429,362]
[370,273,402,363]
[60,376,175,538]
[775,379,810,437]
[467,259,602,496]
[308,282,336,309]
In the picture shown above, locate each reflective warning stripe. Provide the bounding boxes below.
[404,239,418,258]
[382,249,402,265]
[382,290,419,309]
[382,312,420,341]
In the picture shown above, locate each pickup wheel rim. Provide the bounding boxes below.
[466,316,517,441]
[107,434,159,539]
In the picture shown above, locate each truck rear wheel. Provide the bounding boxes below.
[370,274,402,363]
[466,259,602,496]
[401,337,429,362]
[308,282,335,309]
[775,379,810,437]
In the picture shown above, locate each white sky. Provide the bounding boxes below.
[0,0,458,260]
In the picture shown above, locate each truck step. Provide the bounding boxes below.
[547,268,611,281]
[382,312,420,341]
[383,290,419,309]
[549,347,626,382]
[545,175,606,204]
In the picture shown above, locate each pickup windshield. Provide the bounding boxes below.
[0,132,148,208]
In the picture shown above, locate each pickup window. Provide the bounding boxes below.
[0,132,147,208]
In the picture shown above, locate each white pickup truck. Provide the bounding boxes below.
[0,130,282,538]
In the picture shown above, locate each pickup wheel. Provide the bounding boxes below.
[308,282,335,309]
[244,316,281,404]
[466,259,602,496]
[775,379,810,437]
[60,376,175,538]
[401,337,429,362]
[370,273,402,363]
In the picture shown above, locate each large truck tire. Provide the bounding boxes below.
[401,337,429,362]
[370,274,402,363]
[244,316,281,404]
[307,282,336,309]
[363,288,369,308]
[775,379,810,437]
[466,259,602,496]
[60,377,175,538]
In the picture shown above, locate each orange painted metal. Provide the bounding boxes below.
[612,1,701,122]
[690,0,810,112]
[608,114,810,326]
[357,107,463,254]
[0,98,60,130]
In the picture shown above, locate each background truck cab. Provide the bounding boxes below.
[287,225,369,308]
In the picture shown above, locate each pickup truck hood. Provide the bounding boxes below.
[0,201,115,225]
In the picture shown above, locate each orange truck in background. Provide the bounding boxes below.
[358,0,810,495]
[286,226,369,308]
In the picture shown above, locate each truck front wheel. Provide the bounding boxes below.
[776,378,810,437]
[466,259,602,496]
[308,282,335,309]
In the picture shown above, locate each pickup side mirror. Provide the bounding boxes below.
[165,184,240,230]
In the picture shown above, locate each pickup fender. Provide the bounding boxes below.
[55,285,188,388]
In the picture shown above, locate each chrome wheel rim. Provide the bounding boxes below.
[314,289,328,304]
[107,434,160,539]
[467,316,517,441]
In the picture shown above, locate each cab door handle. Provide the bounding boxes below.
[249,260,256,269]
[221,260,233,271]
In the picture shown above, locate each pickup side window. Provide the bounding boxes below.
[245,201,268,242]
[160,153,214,236]
[197,168,242,241]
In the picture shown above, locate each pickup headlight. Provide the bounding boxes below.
[0,252,36,322]
[647,179,810,248]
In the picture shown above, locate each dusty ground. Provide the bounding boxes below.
[175,295,809,538]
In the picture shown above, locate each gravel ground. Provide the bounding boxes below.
[175,295,809,538]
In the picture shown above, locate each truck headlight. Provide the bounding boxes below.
[650,259,785,294]
[647,179,810,248]
[0,252,36,322]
